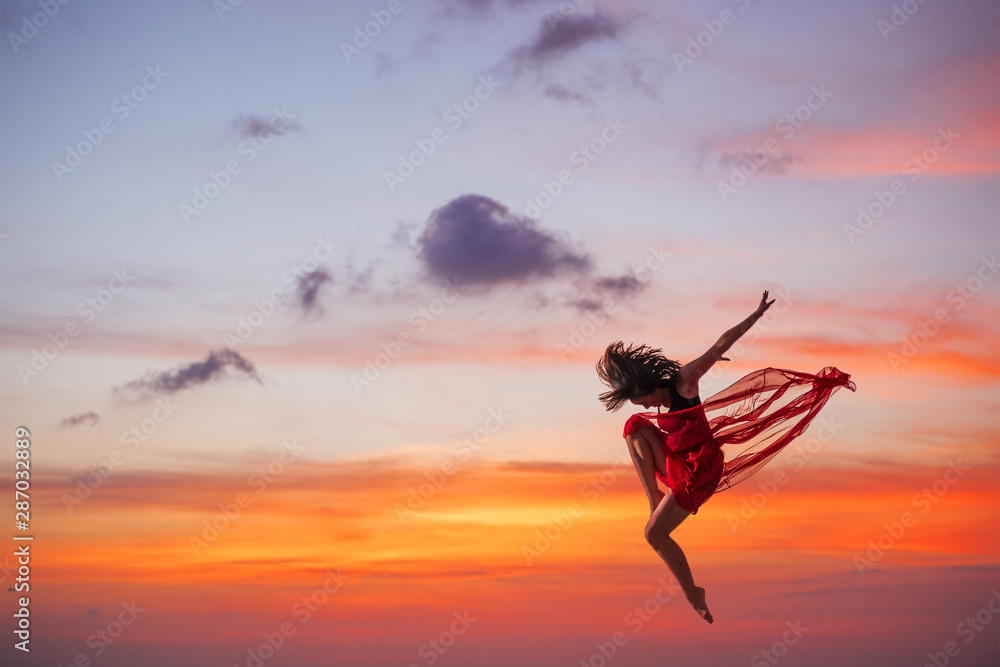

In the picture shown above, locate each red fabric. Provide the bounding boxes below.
[622,366,856,514]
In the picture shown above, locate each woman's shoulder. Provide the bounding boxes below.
[672,372,700,400]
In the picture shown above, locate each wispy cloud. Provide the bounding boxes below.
[719,151,801,176]
[113,349,263,400]
[508,12,623,72]
[230,112,302,139]
[296,268,334,316]
[542,83,590,104]
[373,52,400,79]
[58,411,100,429]
[488,9,669,104]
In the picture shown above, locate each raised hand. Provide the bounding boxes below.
[755,290,775,316]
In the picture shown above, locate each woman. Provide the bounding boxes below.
[595,291,856,624]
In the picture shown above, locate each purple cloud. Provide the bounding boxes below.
[230,112,301,140]
[114,349,262,399]
[416,194,591,286]
[413,194,649,311]
[297,268,334,315]
[510,12,622,70]
[58,411,100,429]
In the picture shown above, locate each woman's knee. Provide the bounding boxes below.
[626,427,657,452]
[643,520,656,544]
[645,493,690,544]
[644,517,671,545]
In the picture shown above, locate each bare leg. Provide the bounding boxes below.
[624,428,667,513]
[645,489,714,623]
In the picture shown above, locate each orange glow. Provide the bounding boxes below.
[23,456,998,583]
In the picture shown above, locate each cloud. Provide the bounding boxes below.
[230,112,301,140]
[425,4,662,102]
[542,83,590,104]
[592,274,642,294]
[702,115,997,179]
[391,221,418,248]
[568,273,645,311]
[114,349,263,399]
[22,453,998,666]
[296,268,333,316]
[415,194,592,286]
[509,12,623,71]
[719,150,802,176]
[697,52,999,178]
[373,53,400,79]
[58,411,100,429]
[413,194,650,312]
[487,9,668,104]
[346,263,375,295]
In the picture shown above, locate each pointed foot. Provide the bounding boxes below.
[688,586,714,624]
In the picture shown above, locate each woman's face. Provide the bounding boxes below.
[630,387,669,410]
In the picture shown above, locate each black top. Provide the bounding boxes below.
[665,376,700,412]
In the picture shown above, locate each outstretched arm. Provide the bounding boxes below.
[678,291,775,388]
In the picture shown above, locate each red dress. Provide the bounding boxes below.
[622,366,856,514]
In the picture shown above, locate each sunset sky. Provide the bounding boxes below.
[1,0,998,665]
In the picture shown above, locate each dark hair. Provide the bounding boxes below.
[595,341,682,412]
